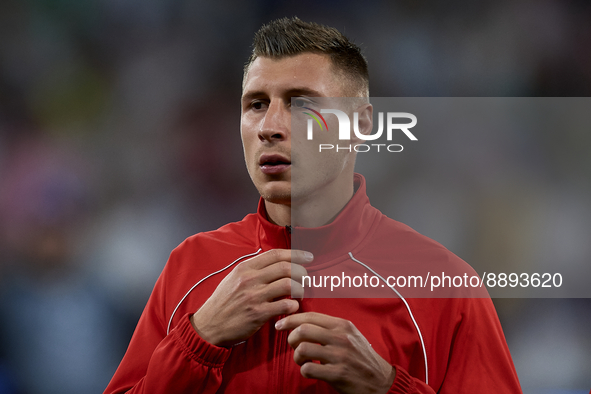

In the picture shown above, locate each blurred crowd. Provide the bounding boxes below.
[0,0,590,393]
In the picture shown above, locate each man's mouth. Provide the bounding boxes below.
[259,154,291,175]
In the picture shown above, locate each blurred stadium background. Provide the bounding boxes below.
[0,0,590,393]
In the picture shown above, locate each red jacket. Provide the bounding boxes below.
[105,174,522,393]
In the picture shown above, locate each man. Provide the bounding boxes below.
[105,17,522,393]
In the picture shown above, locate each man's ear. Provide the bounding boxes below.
[352,103,374,143]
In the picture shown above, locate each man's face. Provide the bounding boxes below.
[241,53,356,207]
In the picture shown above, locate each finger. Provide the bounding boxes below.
[290,263,308,285]
[276,312,342,331]
[258,261,308,285]
[263,278,303,301]
[290,280,305,300]
[247,249,313,270]
[258,261,292,284]
[263,297,300,319]
[293,342,331,366]
[245,249,291,270]
[287,323,333,348]
[290,249,314,265]
[299,361,342,382]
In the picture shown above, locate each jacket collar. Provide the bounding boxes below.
[256,173,380,270]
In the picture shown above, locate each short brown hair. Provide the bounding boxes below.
[244,17,369,96]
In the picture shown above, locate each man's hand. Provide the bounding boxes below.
[275,312,396,394]
[191,249,312,347]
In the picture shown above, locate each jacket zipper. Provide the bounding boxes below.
[275,318,289,392]
[276,225,292,392]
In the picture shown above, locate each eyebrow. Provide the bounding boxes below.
[241,87,323,102]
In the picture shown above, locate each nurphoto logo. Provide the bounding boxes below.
[305,108,418,153]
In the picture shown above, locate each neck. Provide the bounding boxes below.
[264,178,355,228]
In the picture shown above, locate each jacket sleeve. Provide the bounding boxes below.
[386,297,522,394]
[387,365,430,393]
[104,262,231,394]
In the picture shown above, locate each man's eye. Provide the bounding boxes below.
[252,101,264,110]
[293,98,307,108]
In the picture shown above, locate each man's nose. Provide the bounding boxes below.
[258,101,290,142]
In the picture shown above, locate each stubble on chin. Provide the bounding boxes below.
[258,186,292,206]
